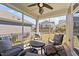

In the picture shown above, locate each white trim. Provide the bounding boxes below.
[36,20,39,33]
[72,50,78,56]
[66,14,74,50]
[72,4,79,14]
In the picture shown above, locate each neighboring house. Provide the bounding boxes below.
[73,17,79,34]
[73,17,79,27]
[0,8,33,35]
[39,20,55,33]
[55,20,66,33]
[0,8,33,26]
[40,20,55,27]
[58,20,66,27]
[57,17,79,28]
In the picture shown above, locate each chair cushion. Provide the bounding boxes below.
[18,48,38,56]
[55,45,67,56]
[53,34,64,45]
[13,44,24,49]
[44,45,57,56]
[1,47,23,56]
[0,36,12,53]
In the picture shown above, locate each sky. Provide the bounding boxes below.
[74,13,79,17]
[39,16,66,25]
[0,4,36,24]
[0,4,75,25]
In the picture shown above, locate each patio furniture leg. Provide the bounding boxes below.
[41,47,42,55]
[41,47,44,55]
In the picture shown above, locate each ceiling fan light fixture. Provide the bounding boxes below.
[38,3,43,7]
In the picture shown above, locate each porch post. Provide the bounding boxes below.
[66,4,74,52]
[66,14,74,48]
[36,20,39,33]
[22,13,24,40]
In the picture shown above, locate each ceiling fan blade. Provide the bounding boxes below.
[43,3,53,9]
[28,3,37,7]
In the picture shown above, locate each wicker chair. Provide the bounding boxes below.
[44,34,64,56]
[48,34,64,45]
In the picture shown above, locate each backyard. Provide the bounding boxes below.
[12,33,79,48]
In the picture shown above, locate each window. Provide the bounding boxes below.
[0,4,34,46]
[73,13,79,48]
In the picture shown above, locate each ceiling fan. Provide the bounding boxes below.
[28,3,53,15]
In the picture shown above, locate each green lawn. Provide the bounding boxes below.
[74,36,79,48]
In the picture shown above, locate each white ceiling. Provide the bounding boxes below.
[3,3,71,20]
